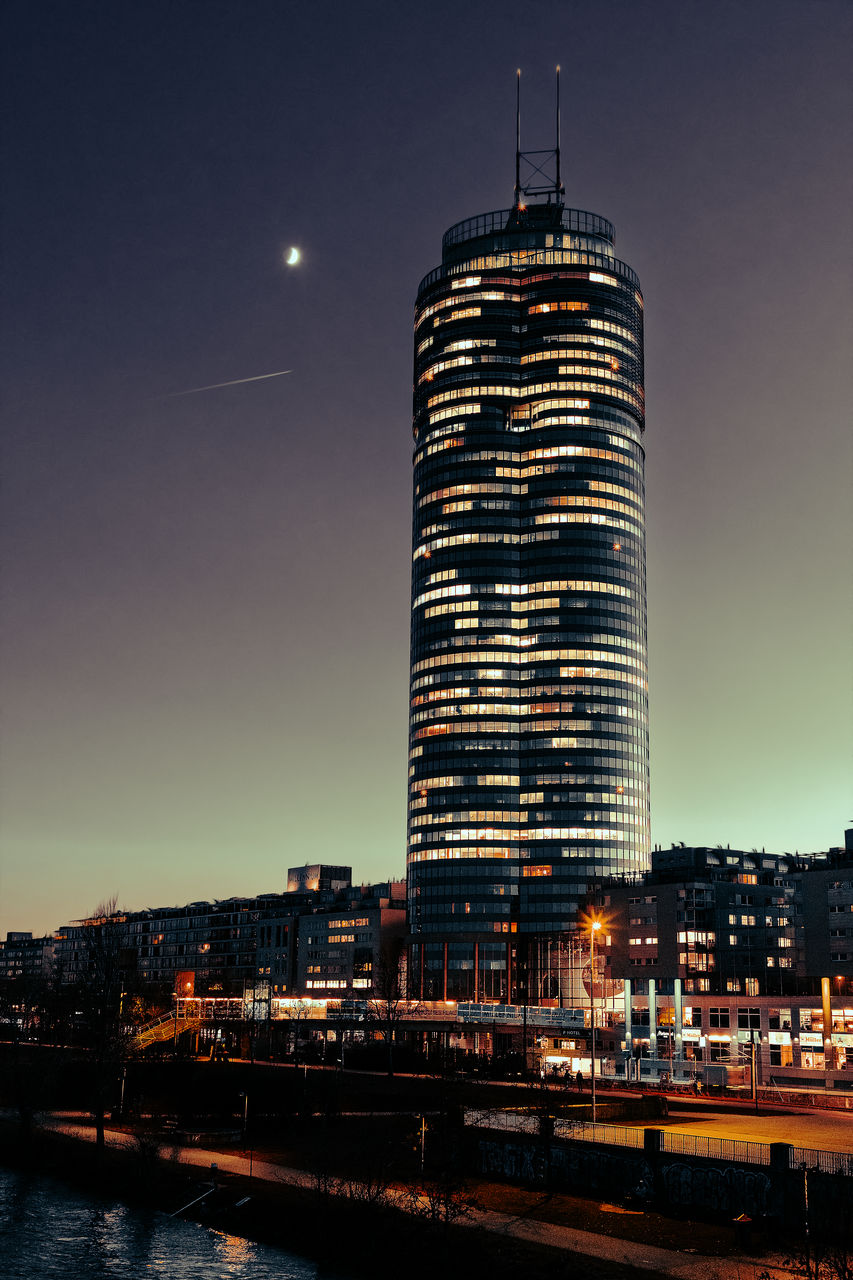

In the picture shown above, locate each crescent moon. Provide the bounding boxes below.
[286,247,300,266]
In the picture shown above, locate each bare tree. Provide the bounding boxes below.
[760,1241,853,1280]
[278,997,315,1065]
[0,972,56,1140]
[400,1174,474,1232]
[307,1125,397,1217]
[400,1111,475,1234]
[35,950,77,1046]
[365,937,413,1077]
[74,897,135,1156]
[0,972,41,1041]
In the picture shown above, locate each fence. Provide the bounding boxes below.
[659,1131,771,1166]
[465,1108,539,1134]
[790,1147,853,1175]
[553,1119,645,1148]
[464,1109,853,1175]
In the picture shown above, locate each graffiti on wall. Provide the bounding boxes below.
[478,1137,651,1199]
[477,1135,782,1219]
[662,1162,772,1216]
[480,1138,543,1184]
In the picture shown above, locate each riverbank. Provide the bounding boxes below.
[2,1113,803,1279]
[0,1117,674,1280]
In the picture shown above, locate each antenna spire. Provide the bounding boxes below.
[512,67,565,207]
[555,65,562,196]
[514,69,522,207]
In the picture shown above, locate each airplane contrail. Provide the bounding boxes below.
[166,369,293,397]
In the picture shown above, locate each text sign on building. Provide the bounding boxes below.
[799,1032,823,1047]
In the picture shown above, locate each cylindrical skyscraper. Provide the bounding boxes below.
[408,198,649,1003]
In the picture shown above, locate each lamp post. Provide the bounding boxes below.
[589,919,602,1122]
[239,1091,249,1145]
[238,1091,253,1180]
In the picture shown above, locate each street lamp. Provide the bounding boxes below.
[238,1091,253,1179]
[588,917,602,1122]
[239,1090,248,1144]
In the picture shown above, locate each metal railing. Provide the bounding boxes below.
[135,1010,175,1037]
[457,1002,586,1029]
[441,208,615,250]
[659,1132,771,1166]
[790,1147,853,1175]
[134,1011,201,1049]
[465,1107,538,1134]
[176,997,245,1020]
[464,1109,853,1175]
[553,1119,645,1148]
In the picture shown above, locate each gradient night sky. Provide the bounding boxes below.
[2,1,851,938]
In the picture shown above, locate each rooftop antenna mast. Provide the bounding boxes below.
[555,64,561,197]
[514,68,522,207]
[513,66,565,208]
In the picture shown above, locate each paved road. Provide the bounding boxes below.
[649,1107,853,1154]
[39,1117,797,1280]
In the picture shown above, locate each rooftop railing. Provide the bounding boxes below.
[442,207,615,251]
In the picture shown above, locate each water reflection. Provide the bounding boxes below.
[0,1167,334,1279]
[214,1230,255,1265]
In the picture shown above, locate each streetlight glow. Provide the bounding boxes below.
[581,912,609,1122]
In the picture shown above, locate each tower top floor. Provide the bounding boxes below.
[418,204,639,296]
[443,204,614,255]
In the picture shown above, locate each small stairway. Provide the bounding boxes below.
[134,1010,202,1050]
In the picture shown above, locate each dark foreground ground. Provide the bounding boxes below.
[1,1119,680,1280]
[0,1051,821,1277]
[191,1110,753,1259]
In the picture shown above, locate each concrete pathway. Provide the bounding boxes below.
[39,1117,795,1280]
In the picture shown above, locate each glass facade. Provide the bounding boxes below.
[407,202,649,1000]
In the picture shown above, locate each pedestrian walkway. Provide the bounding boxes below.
[41,1117,795,1280]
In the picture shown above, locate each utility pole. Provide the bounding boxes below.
[519,936,529,1078]
[590,918,602,1122]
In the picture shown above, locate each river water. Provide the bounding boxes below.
[0,1166,345,1280]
